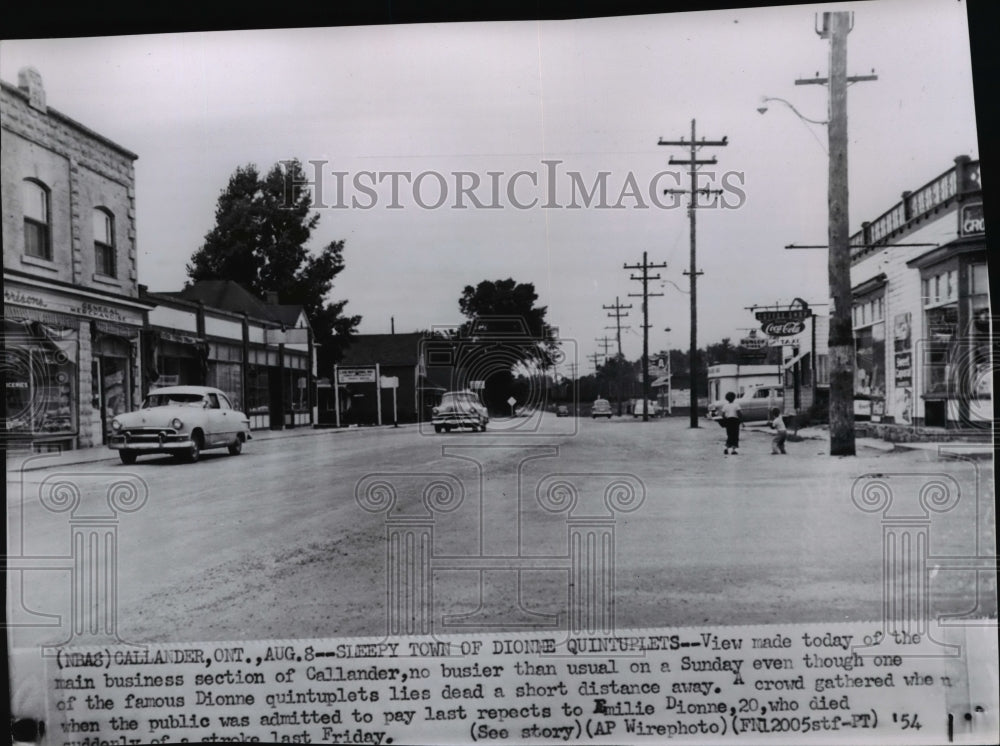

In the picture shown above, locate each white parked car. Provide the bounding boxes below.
[108,385,251,464]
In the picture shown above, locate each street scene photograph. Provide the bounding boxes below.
[4,0,996,744]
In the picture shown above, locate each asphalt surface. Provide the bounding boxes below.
[8,414,994,654]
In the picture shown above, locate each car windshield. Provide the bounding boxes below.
[143,393,207,408]
[442,393,477,405]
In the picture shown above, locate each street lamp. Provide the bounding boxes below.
[756,96,827,125]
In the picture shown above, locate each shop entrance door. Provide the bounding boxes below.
[93,356,130,444]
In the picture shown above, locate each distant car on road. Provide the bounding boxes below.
[591,398,613,419]
[432,390,489,432]
[707,386,784,423]
[556,404,572,417]
[108,385,251,464]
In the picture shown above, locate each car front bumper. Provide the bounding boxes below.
[108,432,193,451]
[432,416,486,427]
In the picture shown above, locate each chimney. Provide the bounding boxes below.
[18,67,46,112]
[265,291,280,305]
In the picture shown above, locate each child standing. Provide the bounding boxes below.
[770,408,787,454]
[720,392,741,455]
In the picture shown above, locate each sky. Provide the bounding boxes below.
[0,0,981,371]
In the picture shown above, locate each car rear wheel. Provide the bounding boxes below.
[119,450,137,465]
[434,424,443,433]
[228,437,243,455]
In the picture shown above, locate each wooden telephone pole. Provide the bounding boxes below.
[625,251,667,422]
[659,120,728,427]
[797,11,876,455]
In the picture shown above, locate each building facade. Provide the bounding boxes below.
[849,155,989,431]
[329,333,427,425]
[3,68,153,450]
[143,281,315,431]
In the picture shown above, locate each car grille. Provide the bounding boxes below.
[116,427,180,443]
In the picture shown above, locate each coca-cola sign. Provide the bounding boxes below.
[754,301,812,337]
[761,320,806,336]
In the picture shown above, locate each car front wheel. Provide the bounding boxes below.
[184,432,203,463]
[119,450,137,465]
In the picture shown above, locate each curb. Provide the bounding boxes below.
[7,423,418,473]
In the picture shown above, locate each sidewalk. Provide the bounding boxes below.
[743,422,993,459]
[4,425,391,474]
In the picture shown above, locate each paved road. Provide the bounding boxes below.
[7,414,994,654]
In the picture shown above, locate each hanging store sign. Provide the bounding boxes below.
[755,301,812,338]
[760,319,805,336]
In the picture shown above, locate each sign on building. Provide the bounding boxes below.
[338,367,376,383]
[960,202,984,236]
[755,300,812,338]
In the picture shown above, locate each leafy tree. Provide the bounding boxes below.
[458,279,558,360]
[455,278,559,413]
[186,160,360,371]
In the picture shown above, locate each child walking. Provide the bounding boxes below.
[770,408,787,454]
[720,392,741,455]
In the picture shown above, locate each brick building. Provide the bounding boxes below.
[3,68,152,450]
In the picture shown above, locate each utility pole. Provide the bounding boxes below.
[797,11,876,456]
[588,351,603,375]
[603,297,632,359]
[603,297,632,415]
[625,251,667,422]
[659,120,728,428]
[595,336,614,364]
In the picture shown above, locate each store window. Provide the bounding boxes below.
[93,208,116,277]
[921,263,961,401]
[4,319,78,437]
[24,179,51,260]
[246,348,270,415]
[853,290,886,418]
[207,342,243,410]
